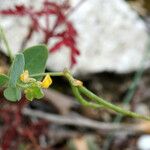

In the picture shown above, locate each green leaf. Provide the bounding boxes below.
[4,87,21,102]
[0,74,9,87]
[23,45,48,80]
[33,86,44,99]
[25,91,33,101]
[9,53,25,87]
[25,84,44,101]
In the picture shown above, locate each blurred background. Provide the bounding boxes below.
[0,0,150,149]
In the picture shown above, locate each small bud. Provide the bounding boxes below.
[73,79,83,86]
[20,70,36,83]
[20,70,30,83]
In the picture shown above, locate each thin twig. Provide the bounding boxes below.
[0,26,13,62]
[22,107,144,134]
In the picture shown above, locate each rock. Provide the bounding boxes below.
[0,0,149,75]
[135,104,150,116]
[137,135,150,150]
[68,0,149,74]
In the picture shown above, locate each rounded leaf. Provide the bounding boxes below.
[23,45,48,80]
[4,87,21,102]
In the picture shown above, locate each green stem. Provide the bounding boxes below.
[71,83,104,109]
[79,86,150,120]
[17,83,31,89]
[103,39,150,150]
[30,72,64,78]
[0,26,13,62]
[25,70,150,121]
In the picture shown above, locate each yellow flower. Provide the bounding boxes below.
[40,74,52,88]
[20,70,30,83]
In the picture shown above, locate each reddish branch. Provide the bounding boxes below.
[0,97,48,150]
[0,1,80,66]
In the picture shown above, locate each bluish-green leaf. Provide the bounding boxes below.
[0,74,9,87]
[4,87,21,102]
[9,53,25,87]
[23,45,48,80]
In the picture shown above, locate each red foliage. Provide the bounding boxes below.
[0,1,80,67]
[0,93,48,150]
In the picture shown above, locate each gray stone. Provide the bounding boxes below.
[0,0,149,75]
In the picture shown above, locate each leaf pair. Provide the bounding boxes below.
[0,45,48,102]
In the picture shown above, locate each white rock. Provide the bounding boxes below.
[137,135,150,150]
[135,104,150,116]
[0,0,149,75]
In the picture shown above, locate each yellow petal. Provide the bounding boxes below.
[41,74,52,88]
[20,70,29,83]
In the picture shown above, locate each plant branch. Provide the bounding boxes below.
[71,84,104,109]
[2,67,150,120]
[31,70,150,121]
[30,72,64,77]
[79,86,150,120]
[103,38,150,150]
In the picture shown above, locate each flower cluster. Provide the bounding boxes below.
[20,70,52,101]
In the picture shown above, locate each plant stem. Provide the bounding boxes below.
[103,38,150,150]
[0,26,13,62]
[30,72,64,78]
[79,86,150,120]
[30,70,150,121]
[70,83,104,109]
